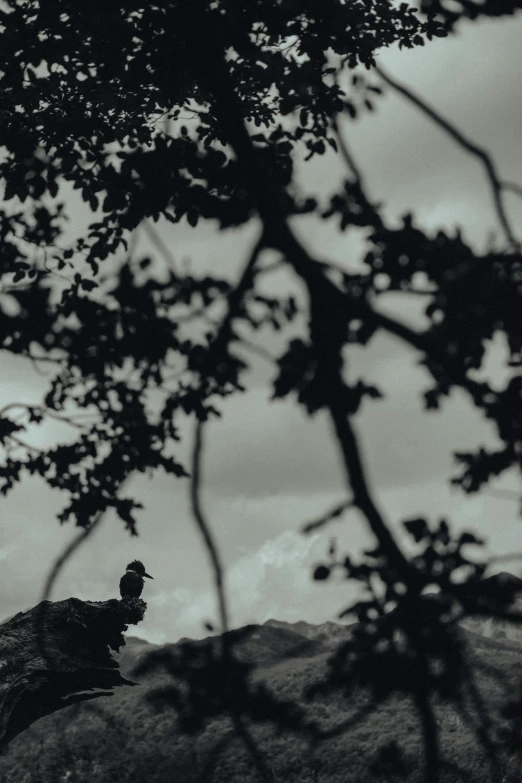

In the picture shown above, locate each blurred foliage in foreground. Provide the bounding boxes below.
[2,614,522,783]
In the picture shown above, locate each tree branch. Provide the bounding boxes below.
[142,219,178,272]
[41,475,132,604]
[416,688,440,783]
[188,3,425,592]
[190,419,228,636]
[332,118,366,186]
[190,421,276,782]
[374,64,522,250]
[367,305,487,402]
[301,498,354,535]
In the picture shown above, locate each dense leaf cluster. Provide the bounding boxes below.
[421,0,522,28]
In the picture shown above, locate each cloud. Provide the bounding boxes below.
[134,471,522,644]
[0,545,17,563]
[140,527,359,644]
[2,466,518,644]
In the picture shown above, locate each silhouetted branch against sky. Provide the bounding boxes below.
[191,420,276,782]
[301,498,355,535]
[40,475,133,605]
[187,231,267,636]
[35,475,133,672]
[374,64,522,250]
[190,419,228,637]
[183,11,507,779]
[188,3,428,591]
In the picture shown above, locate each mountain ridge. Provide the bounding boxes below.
[3,575,522,782]
[122,569,522,658]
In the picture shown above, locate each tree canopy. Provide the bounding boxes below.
[1,1,522,781]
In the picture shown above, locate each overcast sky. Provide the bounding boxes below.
[1,14,522,644]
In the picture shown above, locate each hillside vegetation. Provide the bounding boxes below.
[1,616,521,783]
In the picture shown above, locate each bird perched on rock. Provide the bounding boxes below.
[119,560,154,599]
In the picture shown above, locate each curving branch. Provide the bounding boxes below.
[332,118,366,187]
[174,9,522,781]
[301,498,354,535]
[374,64,522,250]
[141,219,178,271]
[41,476,133,606]
[189,0,425,588]
[35,476,134,679]
[40,517,106,606]
[190,419,229,636]
[190,420,276,782]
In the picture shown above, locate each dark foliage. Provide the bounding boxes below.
[0,1,521,781]
[1,623,522,783]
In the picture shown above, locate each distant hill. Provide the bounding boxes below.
[2,594,522,783]
[460,571,522,642]
[114,635,161,678]
[263,617,353,646]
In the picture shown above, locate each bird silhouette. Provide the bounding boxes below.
[119,560,154,598]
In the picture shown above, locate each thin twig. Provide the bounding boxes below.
[18,351,63,364]
[367,305,487,402]
[374,64,521,250]
[7,434,44,454]
[142,219,178,271]
[41,476,132,603]
[40,519,103,603]
[503,181,522,198]
[190,418,275,782]
[43,409,90,430]
[332,118,365,185]
[37,475,132,674]
[0,402,90,431]
[190,419,228,635]
[0,402,34,419]
[237,336,277,364]
[186,226,279,782]
[215,232,267,345]
[302,499,354,535]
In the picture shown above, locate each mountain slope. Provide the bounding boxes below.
[1,612,522,783]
